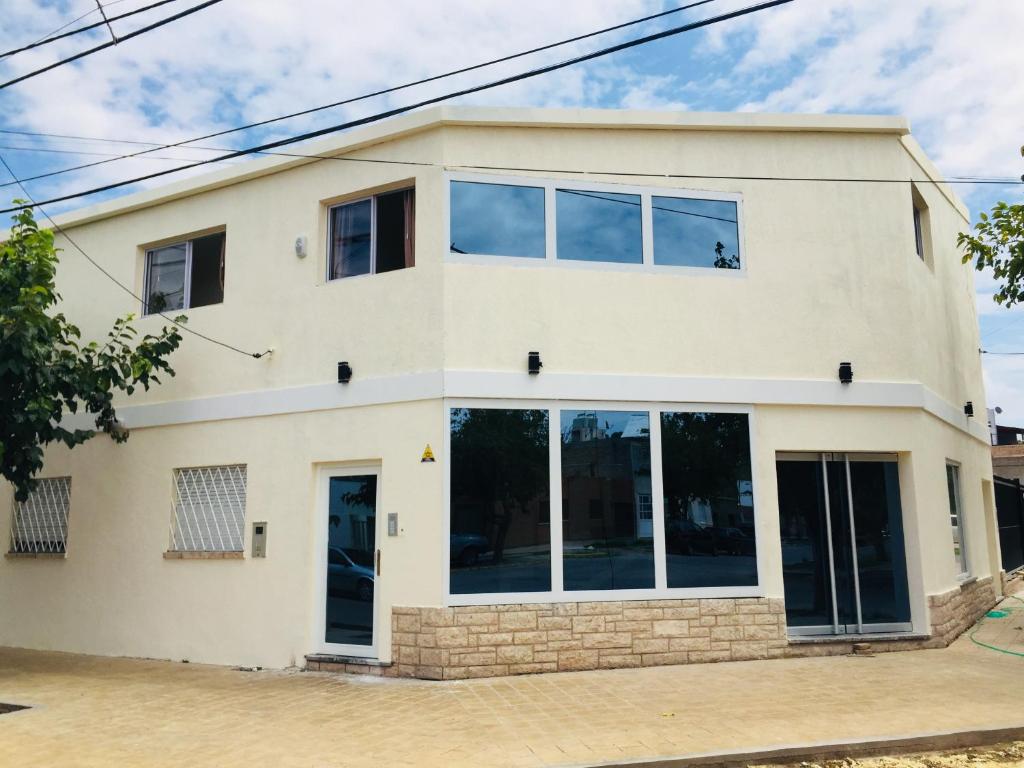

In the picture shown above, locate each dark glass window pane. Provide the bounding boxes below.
[652,197,740,269]
[556,190,642,264]
[849,459,911,625]
[145,243,187,313]
[326,475,376,646]
[329,199,372,279]
[777,457,834,628]
[661,412,757,588]
[449,409,551,594]
[188,232,225,308]
[561,410,653,590]
[375,189,414,273]
[450,181,545,258]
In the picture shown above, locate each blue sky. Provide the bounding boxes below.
[1,0,1022,419]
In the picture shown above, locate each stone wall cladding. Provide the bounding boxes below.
[307,581,1002,680]
[928,576,998,642]
[390,598,787,680]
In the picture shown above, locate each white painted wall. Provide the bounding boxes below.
[0,108,995,667]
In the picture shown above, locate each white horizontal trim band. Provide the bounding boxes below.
[60,370,989,443]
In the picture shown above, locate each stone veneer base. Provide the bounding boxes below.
[305,578,1000,680]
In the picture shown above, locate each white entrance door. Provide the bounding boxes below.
[316,467,380,657]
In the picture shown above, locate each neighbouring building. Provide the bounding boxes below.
[0,107,1007,679]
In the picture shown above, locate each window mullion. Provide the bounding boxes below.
[370,196,378,275]
[549,407,564,595]
[183,240,193,310]
[641,192,654,267]
[544,184,557,262]
[649,409,667,590]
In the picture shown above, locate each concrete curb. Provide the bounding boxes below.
[584,724,1024,768]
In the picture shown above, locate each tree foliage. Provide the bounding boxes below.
[1,205,185,502]
[959,146,1024,306]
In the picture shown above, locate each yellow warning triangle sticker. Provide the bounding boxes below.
[421,444,436,463]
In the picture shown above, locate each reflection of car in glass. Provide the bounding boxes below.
[328,546,374,601]
[709,526,755,556]
[665,518,715,555]
[449,533,490,567]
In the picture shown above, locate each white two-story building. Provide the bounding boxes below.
[0,107,1005,679]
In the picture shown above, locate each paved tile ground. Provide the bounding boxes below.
[0,595,1022,768]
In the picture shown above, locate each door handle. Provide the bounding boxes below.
[375,549,381,576]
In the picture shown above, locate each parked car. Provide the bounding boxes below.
[709,526,756,556]
[664,518,715,556]
[327,546,374,601]
[450,533,490,567]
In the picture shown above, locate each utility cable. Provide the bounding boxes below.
[0,0,224,90]
[0,0,722,189]
[16,0,134,54]
[0,154,270,360]
[40,1,1001,216]
[94,1,118,44]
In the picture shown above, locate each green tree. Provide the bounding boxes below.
[959,146,1024,306]
[1,205,185,502]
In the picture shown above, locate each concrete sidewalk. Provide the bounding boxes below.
[0,597,1022,768]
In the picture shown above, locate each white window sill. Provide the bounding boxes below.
[163,551,244,560]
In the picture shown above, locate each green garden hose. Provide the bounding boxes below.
[968,593,1024,658]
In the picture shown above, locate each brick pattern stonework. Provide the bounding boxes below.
[307,580,1003,679]
[928,576,998,642]
[388,598,786,680]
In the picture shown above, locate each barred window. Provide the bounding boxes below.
[170,465,247,552]
[10,477,71,554]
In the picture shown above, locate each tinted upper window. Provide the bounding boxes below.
[653,197,740,269]
[450,181,546,258]
[144,232,225,315]
[556,190,642,264]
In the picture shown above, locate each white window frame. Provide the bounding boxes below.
[443,398,762,607]
[946,460,970,580]
[312,463,382,659]
[325,195,376,283]
[168,464,248,553]
[9,476,72,555]
[444,171,747,276]
[143,231,226,316]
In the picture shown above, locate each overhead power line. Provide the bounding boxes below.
[0,155,270,360]
[0,0,224,90]
[1,0,848,214]
[1,0,177,59]
[0,0,722,189]
[19,0,133,52]
[94,1,119,44]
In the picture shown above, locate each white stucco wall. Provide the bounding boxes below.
[0,108,996,668]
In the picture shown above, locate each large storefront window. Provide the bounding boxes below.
[561,410,654,590]
[448,406,759,601]
[449,409,551,595]
[660,412,757,587]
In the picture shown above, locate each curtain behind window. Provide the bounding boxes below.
[330,199,372,279]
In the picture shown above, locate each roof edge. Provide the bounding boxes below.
[46,106,913,229]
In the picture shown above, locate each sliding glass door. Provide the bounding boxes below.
[777,453,911,635]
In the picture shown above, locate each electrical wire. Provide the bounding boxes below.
[18,0,134,52]
[94,1,118,44]
[0,0,723,189]
[0,0,224,90]
[0,154,270,360]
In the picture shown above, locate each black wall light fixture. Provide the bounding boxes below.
[964,401,974,418]
[528,351,543,375]
[838,361,853,384]
[337,361,353,384]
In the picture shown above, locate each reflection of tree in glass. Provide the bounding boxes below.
[147,291,168,313]
[661,412,749,517]
[451,409,548,563]
[713,240,740,270]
